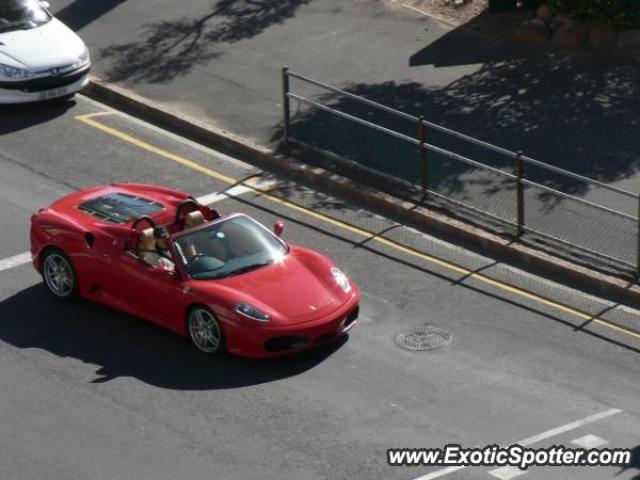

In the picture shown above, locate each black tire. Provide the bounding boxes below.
[41,248,79,300]
[186,306,225,355]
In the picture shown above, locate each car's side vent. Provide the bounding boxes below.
[84,232,95,248]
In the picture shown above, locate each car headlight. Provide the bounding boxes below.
[234,303,270,322]
[72,47,91,69]
[79,47,90,63]
[0,64,36,80]
[331,267,351,293]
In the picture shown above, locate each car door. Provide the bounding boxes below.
[82,232,129,307]
[115,252,187,329]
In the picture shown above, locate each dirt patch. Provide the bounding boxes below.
[387,0,531,39]
[387,0,486,27]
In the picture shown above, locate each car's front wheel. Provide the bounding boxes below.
[187,307,225,355]
[42,248,78,300]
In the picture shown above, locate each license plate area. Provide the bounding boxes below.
[38,87,68,100]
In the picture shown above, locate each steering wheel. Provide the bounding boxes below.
[184,254,226,275]
[175,198,200,228]
[131,215,157,231]
[185,253,205,270]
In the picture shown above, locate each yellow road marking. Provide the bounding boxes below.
[77,111,113,119]
[76,112,237,185]
[75,111,640,341]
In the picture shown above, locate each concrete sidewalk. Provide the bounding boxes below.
[52,0,640,204]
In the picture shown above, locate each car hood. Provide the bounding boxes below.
[214,253,342,322]
[0,18,86,70]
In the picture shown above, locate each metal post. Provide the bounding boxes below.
[282,65,290,146]
[516,151,525,237]
[418,116,428,197]
[637,194,640,276]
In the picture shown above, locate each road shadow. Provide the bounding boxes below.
[98,0,312,83]
[407,18,640,192]
[409,9,530,68]
[0,284,345,390]
[54,0,128,31]
[619,445,640,479]
[0,99,76,135]
[410,25,524,67]
[277,52,640,201]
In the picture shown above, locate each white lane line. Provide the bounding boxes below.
[489,466,528,480]
[571,434,609,448]
[413,408,622,480]
[415,466,466,480]
[0,252,31,273]
[196,178,279,205]
[516,408,621,447]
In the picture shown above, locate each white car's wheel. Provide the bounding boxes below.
[42,249,78,300]
[187,307,225,355]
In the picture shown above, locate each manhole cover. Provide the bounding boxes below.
[395,325,452,351]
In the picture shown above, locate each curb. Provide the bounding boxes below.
[82,77,640,308]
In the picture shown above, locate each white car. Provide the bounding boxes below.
[0,0,90,103]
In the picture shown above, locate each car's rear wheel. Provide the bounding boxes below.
[187,307,225,355]
[42,248,78,300]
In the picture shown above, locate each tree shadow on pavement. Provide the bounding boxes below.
[0,99,76,135]
[98,0,312,84]
[266,182,359,213]
[407,25,640,193]
[0,284,345,390]
[273,72,640,276]
[619,445,640,480]
[55,0,128,32]
[274,45,640,209]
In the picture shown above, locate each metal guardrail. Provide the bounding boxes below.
[281,66,640,274]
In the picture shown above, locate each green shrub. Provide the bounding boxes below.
[546,0,640,28]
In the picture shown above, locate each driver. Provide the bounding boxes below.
[152,226,175,271]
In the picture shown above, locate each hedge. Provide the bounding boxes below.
[489,0,640,28]
[547,0,640,28]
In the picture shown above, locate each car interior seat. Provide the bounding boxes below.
[138,227,157,262]
[184,210,205,229]
[183,210,206,259]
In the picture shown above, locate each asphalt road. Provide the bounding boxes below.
[0,96,639,480]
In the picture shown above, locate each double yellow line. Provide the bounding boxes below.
[76,111,640,342]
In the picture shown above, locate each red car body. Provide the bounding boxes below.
[30,183,360,357]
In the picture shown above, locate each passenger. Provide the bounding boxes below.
[152,226,175,271]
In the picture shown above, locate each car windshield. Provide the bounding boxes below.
[173,215,288,280]
[0,0,50,33]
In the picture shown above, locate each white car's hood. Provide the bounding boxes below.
[0,18,86,71]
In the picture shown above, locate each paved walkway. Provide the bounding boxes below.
[53,0,640,210]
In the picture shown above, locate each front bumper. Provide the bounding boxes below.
[223,295,360,358]
[0,66,90,104]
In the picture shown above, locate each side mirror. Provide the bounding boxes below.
[40,1,50,9]
[274,220,285,237]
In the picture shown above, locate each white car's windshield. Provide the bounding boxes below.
[0,0,50,33]
[173,215,288,280]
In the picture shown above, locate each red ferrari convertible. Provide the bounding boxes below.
[30,183,359,357]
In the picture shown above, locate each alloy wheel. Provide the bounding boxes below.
[43,252,75,298]
[188,308,223,354]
